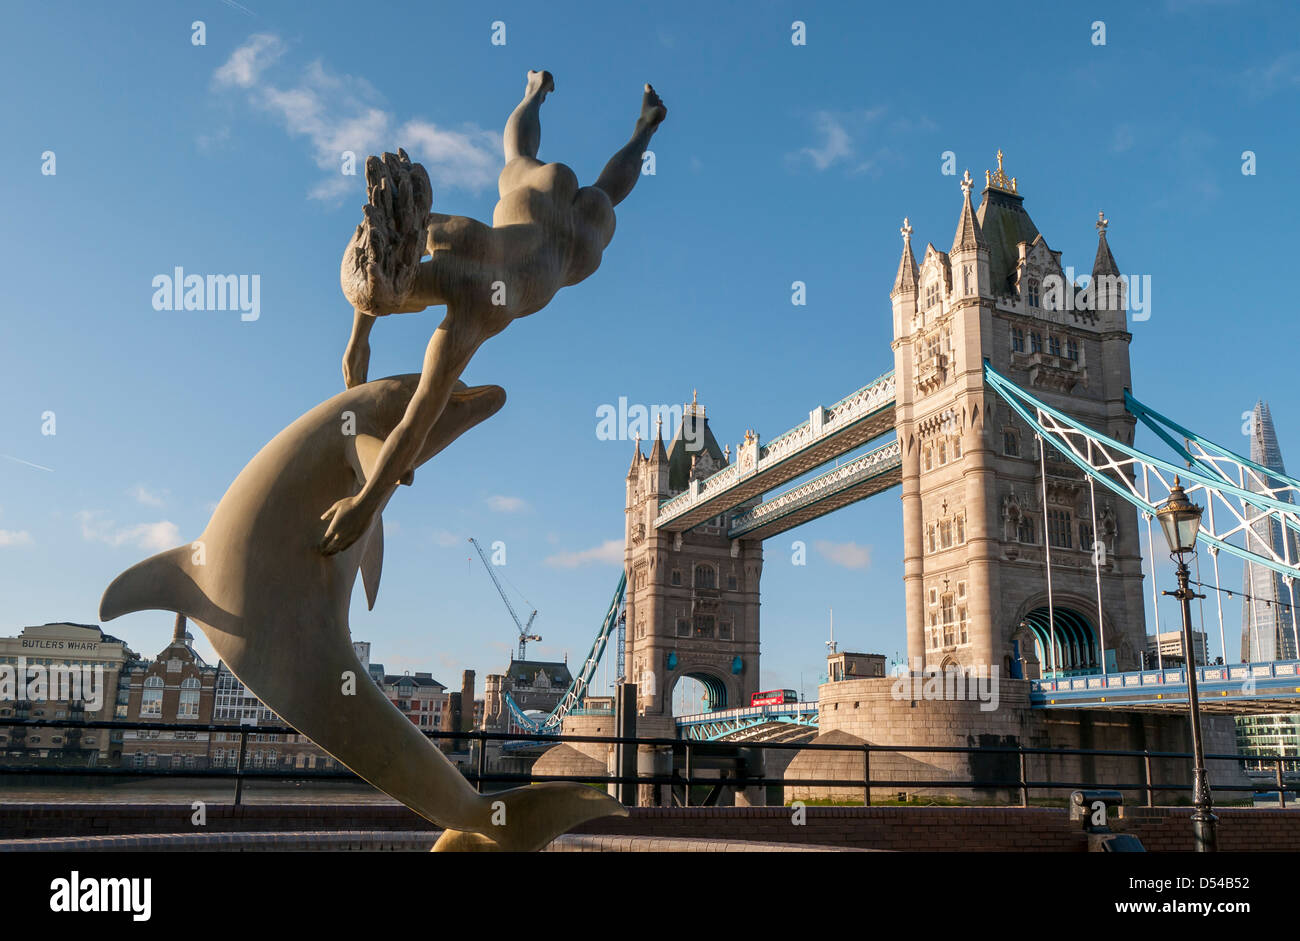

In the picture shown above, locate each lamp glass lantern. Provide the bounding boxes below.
[1156,477,1204,558]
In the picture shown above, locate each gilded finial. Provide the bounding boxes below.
[987,149,1018,194]
[1096,210,1108,235]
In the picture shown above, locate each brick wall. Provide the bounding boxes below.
[4,802,1298,851]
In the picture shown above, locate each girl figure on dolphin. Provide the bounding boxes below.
[321,70,668,555]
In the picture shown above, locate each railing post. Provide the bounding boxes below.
[1143,749,1154,808]
[234,728,248,806]
[683,741,692,808]
[1277,758,1287,809]
[1018,745,1028,808]
[475,731,487,794]
[862,745,871,807]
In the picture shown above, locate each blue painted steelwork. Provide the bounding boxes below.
[675,702,820,741]
[501,573,626,734]
[1030,659,1300,710]
[984,362,1300,580]
[1126,390,1300,544]
[1023,606,1099,676]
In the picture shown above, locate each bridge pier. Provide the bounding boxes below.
[783,678,1250,805]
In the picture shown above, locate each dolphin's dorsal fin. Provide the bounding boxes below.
[99,545,206,623]
[361,518,383,610]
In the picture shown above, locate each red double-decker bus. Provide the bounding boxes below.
[750,689,798,706]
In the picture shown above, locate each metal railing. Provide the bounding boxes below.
[1,717,1296,809]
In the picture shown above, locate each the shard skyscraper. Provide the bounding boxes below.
[1240,401,1300,662]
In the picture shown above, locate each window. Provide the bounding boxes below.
[718,621,733,640]
[925,281,941,309]
[929,588,938,605]
[727,575,738,591]
[952,437,961,459]
[940,520,953,549]
[924,447,933,472]
[676,618,690,637]
[959,608,969,644]
[1080,521,1095,554]
[670,570,681,586]
[178,678,200,719]
[942,595,956,645]
[693,565,715,589]
[1017,517,1036,544]
[937,441,947,465]
[1027,279,1040,307]
[1004,430,1019,457]
[1067,338,1079,362]
[141,675,163,718]
[1030,332,1043,354]
[1047,508,1073,549]
[956,515,966,543]
[1048,335,1062,357]
[927,526,936,553]
[692,615,715,638]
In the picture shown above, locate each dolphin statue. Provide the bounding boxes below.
[99,374,627,851]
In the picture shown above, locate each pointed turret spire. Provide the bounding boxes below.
[627,432,643,479]
[649,414,667,462]
[892,217,919,296]
[952,170,987,253]
[1092,210,1118,277]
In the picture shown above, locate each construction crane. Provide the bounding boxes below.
[468,538,541,660]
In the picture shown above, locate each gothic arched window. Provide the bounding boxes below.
[693,565,715,589]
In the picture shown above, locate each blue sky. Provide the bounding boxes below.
[2,0,1298,707]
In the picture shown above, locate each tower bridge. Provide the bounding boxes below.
[507,154,1300,782]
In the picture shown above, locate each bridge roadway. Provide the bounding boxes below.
[675,702,820,742]
[1031,659,1300,714]
[654,370,897,534]
[670,660,1300,741]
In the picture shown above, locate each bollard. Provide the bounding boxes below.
[1069,789,1144,852]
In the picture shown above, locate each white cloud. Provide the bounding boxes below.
[797,112,853,170]
[486,495,527,513]
[545,539,623,568]
[213,33,283,89]
[78,511,180,552]
[789,108,887,172]
[213,34,500,201]
[128,484,167,507]
[0,529,32,547]
[431,529,460,548]
[815,539,872,570]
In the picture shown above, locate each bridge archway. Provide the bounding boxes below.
[1021,605,1100,676]
[670,670,730,716]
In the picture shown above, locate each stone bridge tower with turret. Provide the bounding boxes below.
[890,153,1148,678]
[623,398,763,728]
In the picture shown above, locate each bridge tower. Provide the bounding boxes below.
[891,154,1147,677]
[623,399,763,723]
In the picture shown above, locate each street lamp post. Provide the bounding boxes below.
[1155,477,1218,852]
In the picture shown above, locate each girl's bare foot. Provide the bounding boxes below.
[525,69,555,101]
[638,83,667,130]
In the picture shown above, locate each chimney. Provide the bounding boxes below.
[460,670,476,731]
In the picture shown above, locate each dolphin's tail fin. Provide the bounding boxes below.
[99,545,206,623]
[430,783,628,852]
